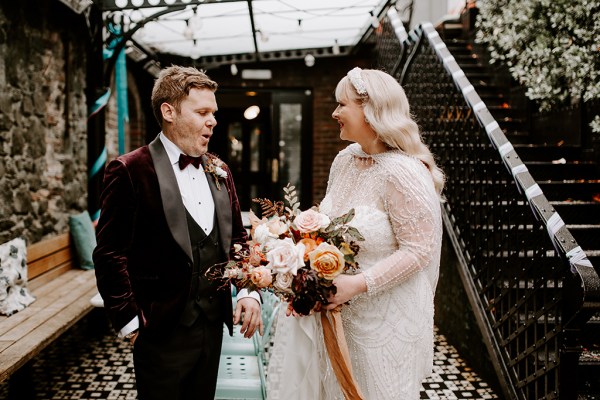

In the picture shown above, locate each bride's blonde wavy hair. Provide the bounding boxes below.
[336,68,445,195]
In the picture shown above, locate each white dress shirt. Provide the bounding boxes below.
[160,133,215,232]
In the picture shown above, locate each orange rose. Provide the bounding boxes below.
[298,238,317,262]
[308,242,345,280]
[250,266,273,288]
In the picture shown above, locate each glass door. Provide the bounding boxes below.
[271,90,313,209]
[211,89,312,211]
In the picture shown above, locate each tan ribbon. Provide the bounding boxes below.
[320,307,365,400]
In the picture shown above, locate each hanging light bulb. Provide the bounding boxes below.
[244,105,260,120]
[369,11,380,29]
[183,20,193,40]
[189,7,202,31]
[297,19,303,32]
[257,30,269,43]
[304,53,315,67]
[332,39,340,55]
[190,39,201,60]
[230,63,238,76]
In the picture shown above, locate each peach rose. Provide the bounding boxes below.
[273,271,294,293]
[250,266,273,288]
[266,217,288,236]
[298,238,317,262]
[308,242,345,280]
[294,209,330,233]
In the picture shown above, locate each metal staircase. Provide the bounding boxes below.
[377,8,600,400]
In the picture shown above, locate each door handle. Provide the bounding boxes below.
[271,158,279,183]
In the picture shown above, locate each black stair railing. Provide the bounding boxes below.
[376,11,600,400]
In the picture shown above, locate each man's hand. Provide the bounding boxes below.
[234,297,263,338]
[125,330,139,345]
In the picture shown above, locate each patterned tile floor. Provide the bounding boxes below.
[1,310,500,400]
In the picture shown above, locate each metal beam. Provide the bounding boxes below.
[246,0,260,62]
[103,5,185,84]
[96,0,245,11]
[158,45,352,70]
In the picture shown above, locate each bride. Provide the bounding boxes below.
[266,68,444,400]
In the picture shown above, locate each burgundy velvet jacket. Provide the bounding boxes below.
[93,136,248,337]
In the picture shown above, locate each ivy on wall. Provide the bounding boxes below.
[475,0,599,129]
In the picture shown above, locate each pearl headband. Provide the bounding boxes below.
[347,67,368,96]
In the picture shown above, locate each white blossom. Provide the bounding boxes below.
[476,0,600,112]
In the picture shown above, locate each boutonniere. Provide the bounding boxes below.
[204,155,228,190]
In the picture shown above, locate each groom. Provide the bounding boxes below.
[93,66,262,400]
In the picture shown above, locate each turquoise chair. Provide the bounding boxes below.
[214,354,266,399]
[215,292,281,400]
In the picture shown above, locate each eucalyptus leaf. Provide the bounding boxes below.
[343,208,356,224]
[346,227,365,241]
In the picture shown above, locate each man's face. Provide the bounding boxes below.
[163,88,218,156]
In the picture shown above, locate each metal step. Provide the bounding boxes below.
[526,161,598,181]
[552,201,600,225]
[513,144,585,162]
[486,105,528,120]
[568,225,600,250]
[538,181,600,202]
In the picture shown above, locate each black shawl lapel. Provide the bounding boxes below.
[148,135,193,262]
[203,155,232,256]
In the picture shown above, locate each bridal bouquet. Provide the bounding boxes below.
[214,184,363,315]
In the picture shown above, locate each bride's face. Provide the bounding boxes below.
[332,96,375,145]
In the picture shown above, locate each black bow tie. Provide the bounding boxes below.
[178,153,203,170]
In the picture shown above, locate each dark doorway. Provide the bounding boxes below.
[210,88,312,211]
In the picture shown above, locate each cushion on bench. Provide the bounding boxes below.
[0,238,36,316]
[68,211,96,270]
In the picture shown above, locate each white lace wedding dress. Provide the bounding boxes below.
[267,143,443,400]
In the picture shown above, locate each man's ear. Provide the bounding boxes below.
[160,102,175,123]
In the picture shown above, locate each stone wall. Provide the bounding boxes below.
[0,0,89,245]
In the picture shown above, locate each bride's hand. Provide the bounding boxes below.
[324,273,367,310]
[285,302,322,317]
[285,303,301,317]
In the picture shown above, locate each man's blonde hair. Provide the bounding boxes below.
[151,65,218,125]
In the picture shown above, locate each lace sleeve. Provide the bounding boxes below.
[362,161,441,296]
